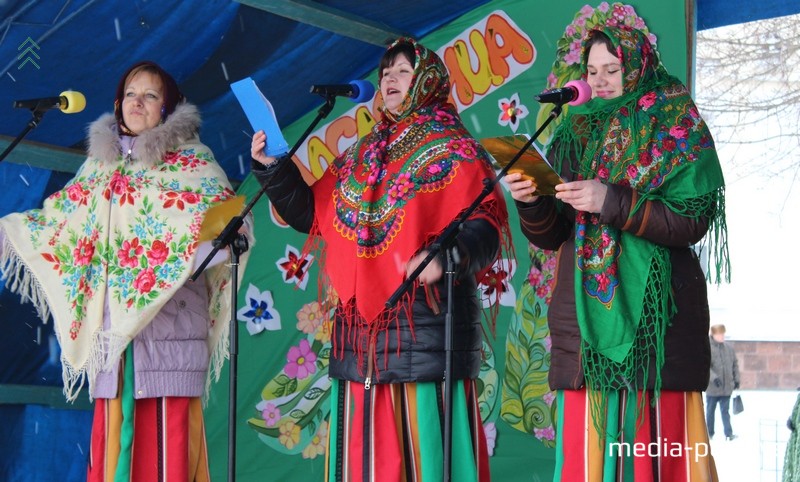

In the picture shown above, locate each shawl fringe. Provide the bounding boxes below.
[0,236,130,402]
[0,235,51,324]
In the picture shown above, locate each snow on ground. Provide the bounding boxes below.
[708,390,798,482]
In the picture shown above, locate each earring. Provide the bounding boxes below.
[160,104,166,124]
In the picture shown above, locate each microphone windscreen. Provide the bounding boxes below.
[349,79,375,103]
[61,90,86,113]
[565,80,591,106]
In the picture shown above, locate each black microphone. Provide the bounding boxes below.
[534,80,591,106]
[13,90,86,113]
[310,80,375,103]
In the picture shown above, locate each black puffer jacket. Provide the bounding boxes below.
[518,172,712,392]
[251,158,500,384]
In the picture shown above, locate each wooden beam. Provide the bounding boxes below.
[236,0,405,47]
[0,135,84,174]
[0,384,92,411]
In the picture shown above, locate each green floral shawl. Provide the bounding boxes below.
[548,26,729,398]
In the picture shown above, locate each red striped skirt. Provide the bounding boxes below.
[326,378,491,482]
[86,348,210,482]
[553,388,719,482]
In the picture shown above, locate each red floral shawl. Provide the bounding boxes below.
[308,39,509,334]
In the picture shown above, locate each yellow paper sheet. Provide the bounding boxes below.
[199,196,245,242]
[481,135,564,196]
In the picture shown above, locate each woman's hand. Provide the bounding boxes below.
[554,179,608,213]
[406,250,443,285]
[251,130,278,166]
[504,171,539,203]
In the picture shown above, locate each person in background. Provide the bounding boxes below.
[0,60,248,481]
[706,323,740,441]
[251,37,510,482]
[506,26,728,480]
[783,388,800,481]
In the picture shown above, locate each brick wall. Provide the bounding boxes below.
[728,341,800,390]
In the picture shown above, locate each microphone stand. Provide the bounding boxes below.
[0,108,47,163]
[190,94,338,482]
[385,102,567,482]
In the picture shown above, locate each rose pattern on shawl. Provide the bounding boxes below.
[35,146,235,337]
[330,114,477,259]
[578,85,711,305]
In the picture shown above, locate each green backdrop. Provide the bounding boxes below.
[205,1,690,480]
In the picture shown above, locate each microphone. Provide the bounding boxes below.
[13,90,86,113]
[535,80,591,106]
[310,80,375,103]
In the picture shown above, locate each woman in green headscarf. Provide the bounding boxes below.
[507,26,727,481]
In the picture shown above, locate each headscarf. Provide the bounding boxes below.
[113,61,184,136]
[547,27,728,401]
[0,63,239,400]
[308,38,510,366]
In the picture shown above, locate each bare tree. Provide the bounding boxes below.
[695,13,800,182]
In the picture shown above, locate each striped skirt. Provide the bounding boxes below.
[86,348,210,482]
[326,378,491,482]
[553,388,718,482]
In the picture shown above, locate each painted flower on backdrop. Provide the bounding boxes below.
[297,301,332,345]
[497,93,529,133]
[302,421,328,459]
[258,401,281,428]
[278,421,301,450]
[484,422,497,456]
[276,244,314,290]
[237,283,281,335]
[534,426,556,442]
[479,257,517,308]
[285,339,317,380]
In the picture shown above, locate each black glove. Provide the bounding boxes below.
[713,378,722,388]
[734,382,740,390]
[789,418,796,432]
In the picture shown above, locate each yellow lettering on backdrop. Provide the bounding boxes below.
[485,13,535,79]
[306,136,335,180]
[443,45,475,106]
[305,106,377,181]
[442,12,535,109]
[444,37,496,106]
[325,117,357,158]
[354,105,377,138]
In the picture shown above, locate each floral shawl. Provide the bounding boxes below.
[308,38,510,351]
[0,103,241,400]
[548,27,728,397]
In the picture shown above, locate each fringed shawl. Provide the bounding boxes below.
[0,103,241,400]
[307,38,511,366]
[547,27,729,401]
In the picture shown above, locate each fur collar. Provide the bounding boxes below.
[87,102,201,163]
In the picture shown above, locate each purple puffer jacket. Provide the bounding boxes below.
[91,274,211,399]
